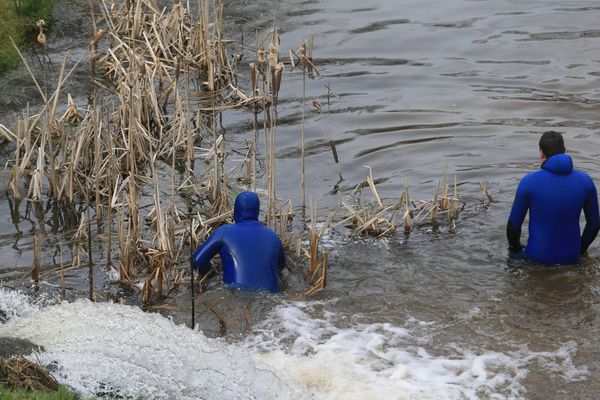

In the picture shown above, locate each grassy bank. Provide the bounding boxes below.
[0,0,53,74]
[0,385,74,400]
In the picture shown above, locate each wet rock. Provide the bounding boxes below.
[0,337,43,358]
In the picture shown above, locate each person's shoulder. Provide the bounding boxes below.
[518,170,539,187]
[212,223,232,236]
[572,169,597,187]
[526,168,546,178]
[571,169,593,182]
[260,224,283,242]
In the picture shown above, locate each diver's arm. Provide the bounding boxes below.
[192,228,224,273]
[581,180,600,254]
[507,178,529,253]
[506,220,523,253]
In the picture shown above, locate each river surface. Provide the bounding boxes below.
[2,0,600,399]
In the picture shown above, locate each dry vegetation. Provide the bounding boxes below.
[335,165,467,238]
[0,0,484,307]
[0,355,60,393]
[0,0,328,303]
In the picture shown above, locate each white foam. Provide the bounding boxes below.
[0,300,307,400]
[247,302,588,400]
[0,286,41,322]
[0,290,588,400]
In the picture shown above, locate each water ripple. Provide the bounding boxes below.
[348,122,465,136]
[278,138,354,159]
[554,6,600,12]
[355,136,454,158]
[484,118,600,131]
[520,30,600,41]
[471,85,600,106]
[476,60,551,65]
[349,18,410,34]
[317,57,431,67]
[322,70,388,78]
[425,18,481,29]
[287,8,321,17]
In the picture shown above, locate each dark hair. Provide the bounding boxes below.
[539,131,565,158]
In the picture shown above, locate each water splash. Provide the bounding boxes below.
[0,299,306,400]
[0,290,587,400]
[0,287,41,322]
[247,301,587,400]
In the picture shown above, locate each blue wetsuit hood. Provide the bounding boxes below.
[541,153,573,175]
[234,191,260,222]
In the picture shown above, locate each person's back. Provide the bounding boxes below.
[507,131,600,264]
[193,192,285,292]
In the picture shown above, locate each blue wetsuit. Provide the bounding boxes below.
[193,192,285,292]
[507,153,600,264]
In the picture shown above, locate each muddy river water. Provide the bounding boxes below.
[1,0,600,399]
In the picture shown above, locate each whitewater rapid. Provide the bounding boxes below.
[0,288,586,399]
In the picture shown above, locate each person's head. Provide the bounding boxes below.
[539,131,565,161]
[234,191,260,222]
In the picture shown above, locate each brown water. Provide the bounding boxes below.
[2,0,600,398]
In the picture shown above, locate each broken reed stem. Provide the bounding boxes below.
[441,163,448,210]
[300,40,307,216]
[243,305,251,333]
[32,234,40,291]
[454,175,458,199]
[11,120,22,201]
[309,199,318,272]
[94,113,102,230]
[329,140,343,183]
[205,303,227,336]
[432,180,440,222]
[270,110,277,226]
[60,245,65,301]
[9,36,47,103]
[211,98,220,203]
[190,218,195,330]
[321,250,328,288]
[251,111,258,191]
[107,171,113,268]
[87,206,94,301]
[480,181,494,203]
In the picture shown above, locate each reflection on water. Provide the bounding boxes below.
[2,0,600,398]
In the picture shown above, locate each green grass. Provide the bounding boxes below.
[0,0,54,74]
[0,385,75,400]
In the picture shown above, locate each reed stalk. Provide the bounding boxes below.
[60,245,65,301]
[189,218,195,329]
[87,206,94,301]
[5,0,341,305]
[32,234,40,291]
[300,41,306,215]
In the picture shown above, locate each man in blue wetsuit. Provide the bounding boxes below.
[507,131,600,264]
[193,191,285,292]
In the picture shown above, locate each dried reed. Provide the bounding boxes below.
[0,356,59,392]
[6,0,333,310]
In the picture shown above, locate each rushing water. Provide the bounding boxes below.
[2,0,600,399]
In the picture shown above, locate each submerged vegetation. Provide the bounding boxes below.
[0,0,53,74]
